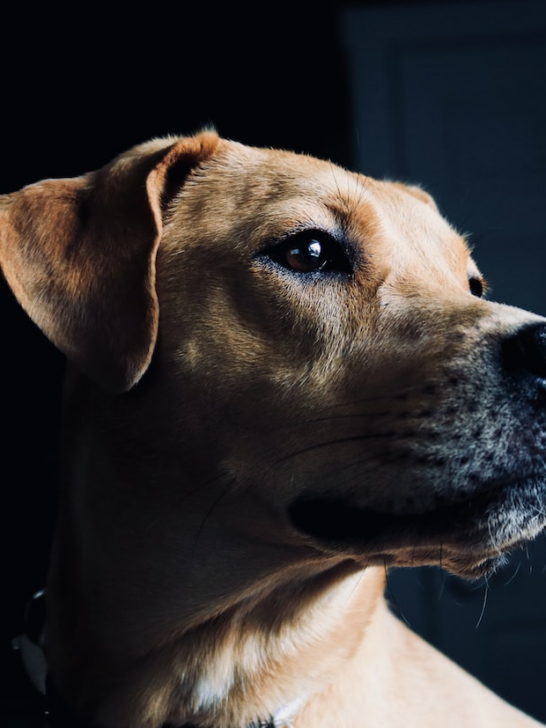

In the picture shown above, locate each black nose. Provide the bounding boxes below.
[501,323,546,382]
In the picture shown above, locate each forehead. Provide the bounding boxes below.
[171,139,473,276]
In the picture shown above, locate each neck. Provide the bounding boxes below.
[48,551,386,728]
[174,563,385,728]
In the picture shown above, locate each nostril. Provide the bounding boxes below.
[501,323,546,381]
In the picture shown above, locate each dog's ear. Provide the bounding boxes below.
[0,131,219,393]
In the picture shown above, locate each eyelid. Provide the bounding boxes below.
[258,227,354,261]
[257,227,337,253]
[257,228,354,275]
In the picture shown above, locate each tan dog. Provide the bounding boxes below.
[1,130,545,728]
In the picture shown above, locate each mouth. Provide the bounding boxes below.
[289,476,546,577]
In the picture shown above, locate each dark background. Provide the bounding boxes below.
[1,2,545,725]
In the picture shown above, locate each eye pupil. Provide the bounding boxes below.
[286,240,323,271]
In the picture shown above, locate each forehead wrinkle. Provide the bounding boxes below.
[254,200,346,242]
[246,164,372,239]
[323,168,374,216]
[315,172,380,247]
[211,143,374,232]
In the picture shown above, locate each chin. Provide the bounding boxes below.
[289,475,546,578]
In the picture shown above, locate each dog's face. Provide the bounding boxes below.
[1,131,545,586]
[148,138,546,580]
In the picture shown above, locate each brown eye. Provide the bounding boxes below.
[263,231,353,276]
[285,239,325,272]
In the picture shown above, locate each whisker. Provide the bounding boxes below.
[438,546,447,598]
[146,470,235,531]
[273,432,395,465]
[190,486,233,565]
[325,383,425,409]
[256,410,394,437]
[503,560,521,586]
[474,580,489,630]
[289,411,391,426]
[348,569,365,602]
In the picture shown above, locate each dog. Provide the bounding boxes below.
[1,130,545,728]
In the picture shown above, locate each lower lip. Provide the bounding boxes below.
[289,475,544,550]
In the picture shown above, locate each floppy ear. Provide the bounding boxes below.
[0,130,219,393]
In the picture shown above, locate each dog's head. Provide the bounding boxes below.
[1,130,545,582]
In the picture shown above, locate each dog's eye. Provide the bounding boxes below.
[469,276,485,298]
[264,232,352,275]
